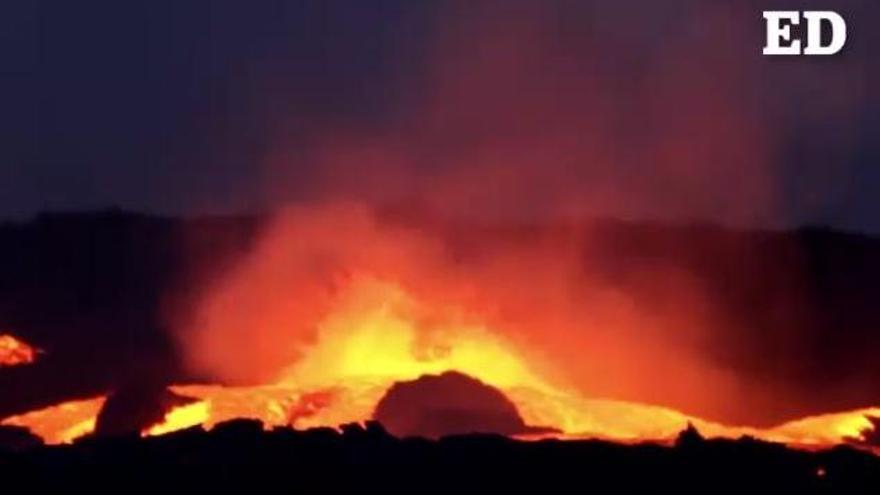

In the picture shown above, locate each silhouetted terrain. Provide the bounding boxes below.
[0,419,877,493]
[0,210,262,417]
[2,210,880,425]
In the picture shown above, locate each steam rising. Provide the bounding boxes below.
[265,1,784,226]
[171,1,872,427]
[177,202,771,424]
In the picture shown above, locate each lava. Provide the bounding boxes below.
[4,207,880,452]
[2,267,879,449]
[143,400,210,437]
[0,334,38,367]
[0,396,106,444]
[138,274,880,451]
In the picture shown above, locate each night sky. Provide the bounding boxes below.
[2,0,879,230]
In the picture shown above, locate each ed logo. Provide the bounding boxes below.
[763,11,846,55]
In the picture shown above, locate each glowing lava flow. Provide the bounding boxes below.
[765,408,880,447]
[5,278,880,450]
[0,335,105,445]
[0,396,106,444]
[143,400,211,437]
[147,277,880,451]
[0,334,38,367]
[159,276,567,433]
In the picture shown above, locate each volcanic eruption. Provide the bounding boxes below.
[3,203,880,456]
[1,1,879,466]
[3,203,880,453]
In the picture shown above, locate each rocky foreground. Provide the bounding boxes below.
[1,420,878,493]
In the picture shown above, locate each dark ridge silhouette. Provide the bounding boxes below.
[95,383,197,437]
[373,371,557,438]
[0,420,878,492]
[0,210,262,418]
[675,421,705,448]
[0,425,42,452]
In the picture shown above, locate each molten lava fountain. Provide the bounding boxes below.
[3,206,879,451]
[155,274,880,448]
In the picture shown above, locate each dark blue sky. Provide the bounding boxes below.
[2,1,878,230]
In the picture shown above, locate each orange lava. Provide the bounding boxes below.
[143,400,210,437]
[4,208,880,452]
[147,276,880,451]
[0,396,106,444]
[0,334,38,367]
[3,275,880,450]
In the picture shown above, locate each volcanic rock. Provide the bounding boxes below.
[373,371,555,438]
[95,382,196,436]
[0,424,43,451]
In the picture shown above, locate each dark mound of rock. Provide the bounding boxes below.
[373,371,555,438]
[0,424,43,451]
[95,383,195,436]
